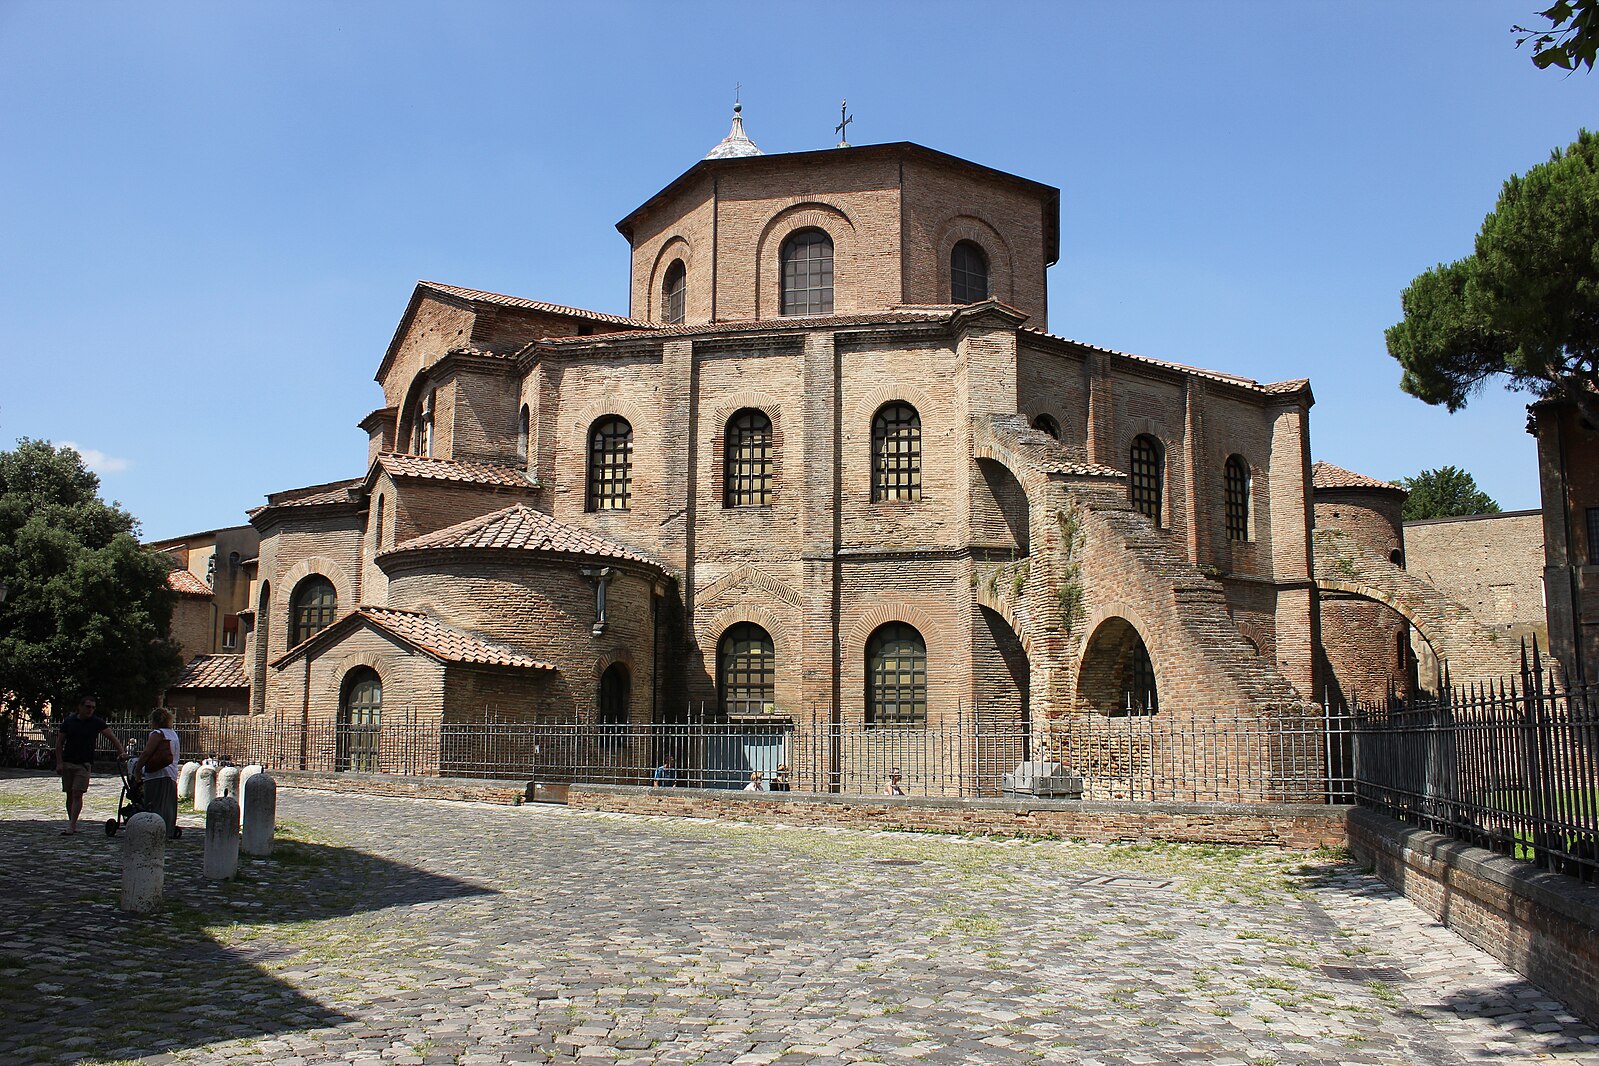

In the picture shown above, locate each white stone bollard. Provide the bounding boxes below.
[176,762,200,802]
[120,812,166,913]
[204,796,240,880]
[216,765,240,800]
[237,764,263,824]
[241,773,276,857]
[193,765,217,811]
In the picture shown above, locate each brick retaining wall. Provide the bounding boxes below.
[567,784,1349,849]
[271,769,527,805]
[1347,807,1599,1027]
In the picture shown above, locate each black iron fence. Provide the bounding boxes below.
[1352,646,1599,883]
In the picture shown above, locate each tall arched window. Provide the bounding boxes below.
[724,409,774,507]
[1032,413,1061,440]
[599,662,631,725]
[290,576,336,647]
[1224,455,1250,541]
[867,623,927,727]
[950,241,990,304]
[338,667,381,772]
[872,403,922,502]
[1129,435,1164,526]
[719,623,775,717]
[661,259,686,325]
[781,229,834,316]
[516,405,531,465]
[414,389,436,457]
[371,495,385,549]
[586,416,633,512]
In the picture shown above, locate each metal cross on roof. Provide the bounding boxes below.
[835,99,852,148]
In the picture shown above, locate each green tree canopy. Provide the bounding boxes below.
[1398,466,1502,522]
[1386,130,1599,425]
[0,440,182,724]
[1515,1,1599,71]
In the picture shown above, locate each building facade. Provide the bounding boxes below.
[217,112,1527,791]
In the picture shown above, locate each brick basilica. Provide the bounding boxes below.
[224,107,1525,787]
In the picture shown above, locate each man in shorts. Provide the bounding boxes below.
[54,695,125,835]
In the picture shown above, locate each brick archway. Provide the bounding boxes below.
[1076,615,1160,715]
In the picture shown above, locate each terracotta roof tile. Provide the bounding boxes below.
[988,416,1124,477]
[419,281,648,327]
[165,569,212,597]
[540,309,952,347]
[171,654,248,690]
[383,504,661,569]
[355,607,557,669]
[1020,328,1311,397]
[248,479,361,517]
[1312,461,1402,491]
[375,453,535,488]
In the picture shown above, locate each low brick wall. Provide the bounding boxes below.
[270,769,528,806]
[567,785,1349,849]
[1347,808,1599,1026]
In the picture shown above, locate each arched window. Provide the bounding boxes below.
[1032,413,1060,439]
[516,405,531,465]
[599,662,630,725]
[1129,435,1163,526]
[950,241,990,304]
[661,259,686,325]
[586,416,633,512]
[371,495,385,549]
[1224,455,1250,541]
[867,623,927,727]
[414,389,436,457]
[781,229,834,316]
[724,409,774,507]
[872,403,922,502]
[719,623,776,717]
[338,667,381,772]
[289,576,337,647]
[228,551,240,572]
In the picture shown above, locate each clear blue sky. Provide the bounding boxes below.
[1,2,1591,540]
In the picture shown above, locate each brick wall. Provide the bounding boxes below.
[1347,808,1599,1027]
[568,784,1349,849]
[1404,511,1546,632]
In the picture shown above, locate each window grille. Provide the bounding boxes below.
[724,409,773,507]
[950,240,990,304]
[1129,435,1163,526]
[867,623,927,727]
[781,229,834,315]
[1224,455,1250,541]
[872,403,922,502]
[586,417,633,512]
[719,623,776,717]
[290,576,336,646]
[662,260,686,325]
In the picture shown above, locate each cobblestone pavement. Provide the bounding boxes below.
[2,771,1596,1066]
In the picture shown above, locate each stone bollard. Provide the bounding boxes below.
[204,795,240,880]
[194,765,217,811]
[120,812,166,913]
[216,765,240,800]
[177,761,200,803]
[237,764,263,824]
[241,773,276,857]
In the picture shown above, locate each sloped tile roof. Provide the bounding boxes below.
[374,453,535,488]
[419,281,649,327]
[1020,327,1311,397]
[166,569,212,597]
[171,654,249,690]
[1312,461,1402,492]
[272,606,555,670]
[247,478,361,517]
[540,309,952,347]
[383,504,661,569]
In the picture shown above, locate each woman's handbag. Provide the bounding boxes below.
[145,731,174,772]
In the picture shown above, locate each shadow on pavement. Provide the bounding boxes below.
[0,810,496,1063]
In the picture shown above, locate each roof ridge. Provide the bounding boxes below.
[382,502,661,569]
[418,280,649,327]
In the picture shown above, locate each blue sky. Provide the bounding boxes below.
[1,1,1591,539]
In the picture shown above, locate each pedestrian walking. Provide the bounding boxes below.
[132,708,180,838]
[54,695,125,835]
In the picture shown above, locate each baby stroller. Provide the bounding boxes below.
[105,754,180,838]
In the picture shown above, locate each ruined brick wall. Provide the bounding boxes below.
[1404,511,1546,633]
